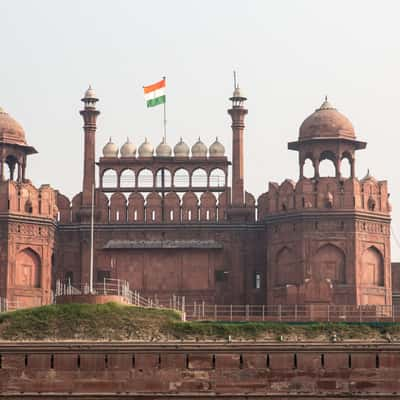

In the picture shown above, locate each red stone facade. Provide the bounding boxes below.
[1,342,400,398]
[0,89,393,308]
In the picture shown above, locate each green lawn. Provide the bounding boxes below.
[0,302,399,341]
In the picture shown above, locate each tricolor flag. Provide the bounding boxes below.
[143,78,166,108]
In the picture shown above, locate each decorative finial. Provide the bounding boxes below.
[233,70,237,89]
[317,96,335,111]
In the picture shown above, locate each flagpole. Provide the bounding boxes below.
[162,76,166,222]
[163,76,167,141]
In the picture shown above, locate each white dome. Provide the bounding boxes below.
[120,137,136,157]
[209,137,225,157]
[138,137,154,157]
[102,137,118,158]
[191,137,207,157]
[174,137,190,157]
[84,85,97,99]
[156,137,172,157]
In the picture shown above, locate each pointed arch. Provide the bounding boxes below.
[312,244,345,284]
[15,248,41,288]
[361,246,384,286]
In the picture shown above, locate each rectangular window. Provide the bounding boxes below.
[215,270,229,282]
[255,272,261,289]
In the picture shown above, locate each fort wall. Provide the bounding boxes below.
[1,342,400,398]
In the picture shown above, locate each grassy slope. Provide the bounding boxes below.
[0,302,400,341]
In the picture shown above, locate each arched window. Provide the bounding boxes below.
[319,151,336,177]
[137,169,153,188]
[319,159,336,177]
[15,248,41,288]
[4,155,18,181]
[341,157,351,179]
[209,168,226,187]
[155,168,172,188]
[102,169,118,188]
[361,247,384,286]
[174,168,189,187]
[192,168,208,187]
[303,158,314,178]
[120,169,135,188]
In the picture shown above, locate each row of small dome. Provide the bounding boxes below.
[102,137,225,158]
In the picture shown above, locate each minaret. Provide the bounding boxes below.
[80,86,100,206]
[228,75,248,206]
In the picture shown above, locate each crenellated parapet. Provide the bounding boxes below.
[57,188,238,224]
[0,179,58,219]
[258,175,390,217]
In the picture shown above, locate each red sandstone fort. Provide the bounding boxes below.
[2,84,400,399]
[0,84,397,309]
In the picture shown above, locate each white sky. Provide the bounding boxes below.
[1,0,400,258]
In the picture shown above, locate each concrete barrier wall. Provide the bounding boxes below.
[1,343,400,397]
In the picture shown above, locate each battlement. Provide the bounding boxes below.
[57,188,257,224]
[0,180,57,220]
[258,176,390,219]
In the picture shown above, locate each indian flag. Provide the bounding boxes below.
[144,78,166,108]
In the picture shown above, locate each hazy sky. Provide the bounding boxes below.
[1,1,400,257]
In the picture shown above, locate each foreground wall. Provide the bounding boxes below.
[1,342,400,398]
